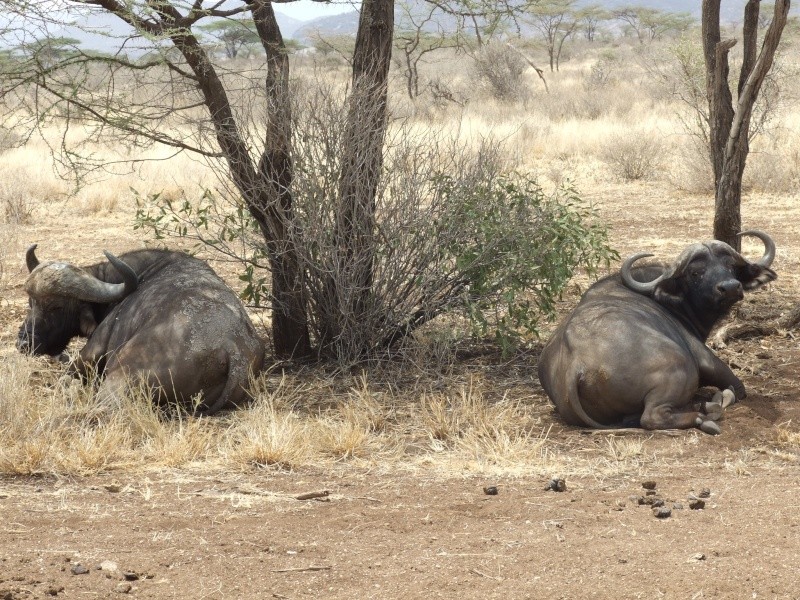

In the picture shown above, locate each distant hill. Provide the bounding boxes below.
[289,0,798,44]
[292,11,360,44]
[33,0,800,55]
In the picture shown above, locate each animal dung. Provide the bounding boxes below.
[652,506,672,519]
[688,498,706,510]
[544,477,567,492]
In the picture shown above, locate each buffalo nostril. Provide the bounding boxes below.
[717,280,743,297]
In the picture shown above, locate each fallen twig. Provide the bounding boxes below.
[468,568,503,581]
[272,565,332,573]
[584,428,682,437]
[294,490,330,501]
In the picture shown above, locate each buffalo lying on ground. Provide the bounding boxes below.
[537,231,776,434]
[17,246,265,414]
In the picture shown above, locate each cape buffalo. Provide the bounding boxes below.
[537,230,776,435]
[17,245,265,414]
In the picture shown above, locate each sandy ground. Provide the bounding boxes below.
[1,179,800,599]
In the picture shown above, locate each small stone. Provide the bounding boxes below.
[698,488,711,498]
[545,477,566,492]
[46,585,64,596]
[641,480,657,490]
[673,502,684,510]
[652,506,672,519]
[689,498,706,510]
[123,572,139,581]
[651,499,665,508]
[99,560,120,572]
[71,564,89,575]
[115,582,132,594]
[483,486,498,496]
[688,552,706,562]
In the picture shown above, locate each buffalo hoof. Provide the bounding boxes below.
[704,401,724,422]
[695,417,721,435]
[721,387,736,408]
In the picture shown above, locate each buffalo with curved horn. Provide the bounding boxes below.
[537,230,776,434]
[18,245,265,414]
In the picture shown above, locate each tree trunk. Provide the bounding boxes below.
[702,0,790,250]
[251,0,312,358]
[322,0,394,354]
[170,4,310,358]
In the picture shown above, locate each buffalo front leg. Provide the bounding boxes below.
[639,375,721,435]
[698,350,745,401]
[641,402,721,435]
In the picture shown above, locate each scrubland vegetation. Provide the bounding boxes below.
[1,24,800,477]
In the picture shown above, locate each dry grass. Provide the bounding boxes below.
[1,35,800,480]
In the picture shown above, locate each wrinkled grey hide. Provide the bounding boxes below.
[18,246,265,414]
[537,231,776,435]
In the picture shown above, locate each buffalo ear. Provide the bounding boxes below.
[652,277,684,308]
[79,305,98,337]
[739,263,777,290]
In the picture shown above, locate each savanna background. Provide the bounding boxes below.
[1,1,800,598]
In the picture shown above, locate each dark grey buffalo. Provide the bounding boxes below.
[537,231,776,435]
[18,245,265,414]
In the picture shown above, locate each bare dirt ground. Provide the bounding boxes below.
[2,183,800,599]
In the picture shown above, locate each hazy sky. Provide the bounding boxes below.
[273,0,359,21]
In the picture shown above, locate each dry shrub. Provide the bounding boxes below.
[0,164,66,224]
[668,136,715,193]
[0,175,35,225]
[472,43,528,102]
[744,145,800,194]
[0,225,15,289]
[0,126,24,153]
[585,54,618,91]
[601,129,664,181]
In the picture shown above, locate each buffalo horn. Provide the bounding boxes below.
[738,230,775,268]
[103,251,139,295]
[26,252,138,304]
[25,244,39,273]
[620,252,666,294]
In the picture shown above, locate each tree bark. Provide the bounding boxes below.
[250,0,312,358]
[702,0,790,250]
[168,4,310,358]
[322,0,394,353]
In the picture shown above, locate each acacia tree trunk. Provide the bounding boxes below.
[159,3,310,358]
[251,0,312,358]
[702,0,790,250]
[321,0,394,354]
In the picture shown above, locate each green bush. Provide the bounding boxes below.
[436,174,617,353]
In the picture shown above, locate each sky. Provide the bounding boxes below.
[272,0,359,21]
